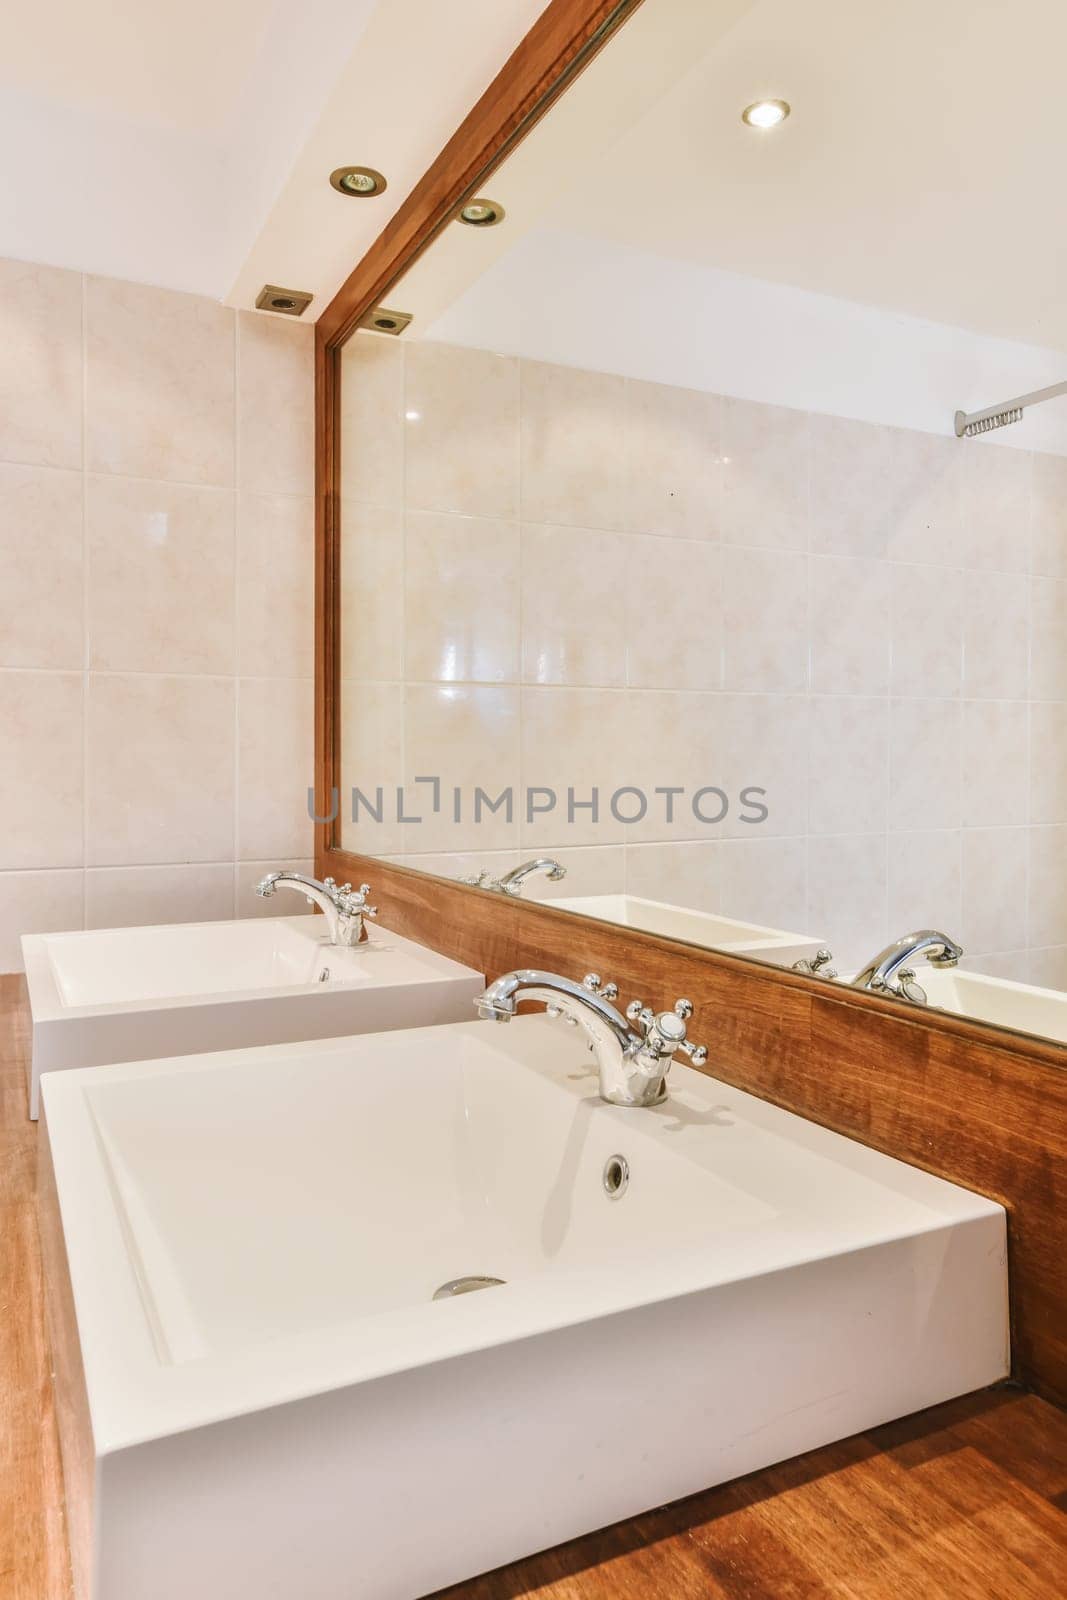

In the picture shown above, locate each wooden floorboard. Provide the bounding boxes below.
[1,978,1064,1600]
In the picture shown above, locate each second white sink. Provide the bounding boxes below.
[551,893,825,966]
[21,916,484,1117]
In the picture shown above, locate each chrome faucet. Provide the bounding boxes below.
[459,858,567,896]
[475,970,708,1107]
[851,929,963,1004]
[255,872,377,947]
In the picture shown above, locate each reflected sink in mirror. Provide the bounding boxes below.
[20,916,483,1118]
[39,1013,1007,1600]
[551,894,826,967]
[915,967,1067,1045]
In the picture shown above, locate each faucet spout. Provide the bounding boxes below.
[459,858,567,896]
[254,871,376,947]
[475,969,708,1107]
[851,929,962,1002]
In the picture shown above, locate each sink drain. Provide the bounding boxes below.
[603,1154,629,1199]
[432,1275,506,1301]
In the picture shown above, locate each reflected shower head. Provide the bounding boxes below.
[954,406,1023,438]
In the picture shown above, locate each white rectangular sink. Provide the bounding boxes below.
[40,1015,1008,1600]
[917,966,1067,1044]
[21,916,483,1117]
[552,893,825,966]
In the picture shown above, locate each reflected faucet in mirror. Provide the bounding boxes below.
[850,930,963,1005]
[475,969,707,1107]
[255,872,377,947]
[458,858,567,896]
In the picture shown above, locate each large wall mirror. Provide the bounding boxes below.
[331,0,1067,1050]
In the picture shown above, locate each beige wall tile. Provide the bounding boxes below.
[888,429,962,567]
[87,673,235,865]
[339,502,404,681]
[237,676,314,861]
[522,523,627,687]
[887,829,962,937]
[85,863,234,929]
[962,826,1028,954]
[404,683,520,853]
[0,869,83,973]
[962,700,1028,827]
[963,570,1028,700]
[340,335,404,509]
[623,380,720,540]
[720,836,809,935]
[1028,826,1067,948]
[959,443,1031,572]
[808,697,887,836]
[889,698,961,832]
[963,950,1032,981]
[338,681,405,858]
[625,538,721,691]
[806,833,887,971]
[520,686,630,848]
[721,546,808,693]
[1027,946,1067,990]
[86,277,234,486]
[810,415,895,559]
[1031,452,1067,578]
[0,464,83,668]
[617,690,724,844]
[809,555,890,695]
[1030,702,1067,825]
[0,671,83,869]
[716,694,809,840]
[405,343,518,518]
[890,564,962,697]
[237,493,314,677]
[237,312,313,495]
[87,475,235,673]
[625,841,720,913]
[0,259,82,470]
[1030,577,1067,701]
[720,397,808,551]
[520,361,630,531]
[407,511,519,683]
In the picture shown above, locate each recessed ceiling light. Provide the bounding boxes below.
[741,99,790,129]
[457,198,505,227]
[330,166,387,197]
[254,284,313,317]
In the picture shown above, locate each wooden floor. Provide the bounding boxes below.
[2,976,1065,1600]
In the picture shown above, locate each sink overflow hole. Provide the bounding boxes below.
[603,1154,629,1199]
[432,1275,506,1301]
[318,967,330,983]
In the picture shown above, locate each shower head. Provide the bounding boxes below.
[955,378,1067,440]
[954,406,1023,438]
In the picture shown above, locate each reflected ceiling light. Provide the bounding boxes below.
[457,198,505,227]
[405,410,421,422]
[330,166,388,197]
[741,99,790,129]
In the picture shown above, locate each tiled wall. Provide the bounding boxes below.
[341,335,1067,979]
[0,258,315,971]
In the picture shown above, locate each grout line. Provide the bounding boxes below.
[79,271,89,932]
[231,312,241,917]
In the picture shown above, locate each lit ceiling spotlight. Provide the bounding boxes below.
[741,99,790,129]
[457,198,505,227]
[330,166,388,197]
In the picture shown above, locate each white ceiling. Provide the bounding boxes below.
[0,0,549,305]
[547,0,1067,352]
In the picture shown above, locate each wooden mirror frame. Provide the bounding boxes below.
[315,0,1066,1402]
